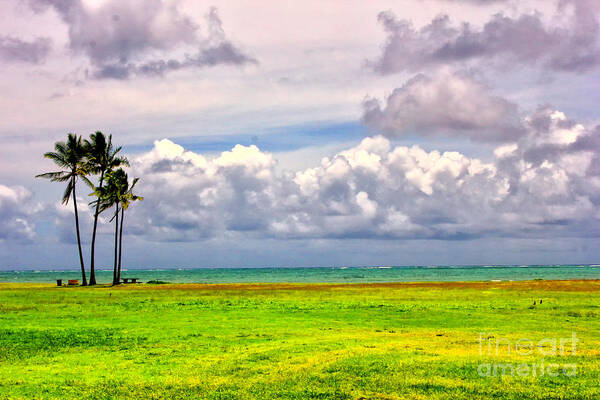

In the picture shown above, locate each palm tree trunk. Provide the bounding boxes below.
[72,177,87,286]
[117,207,124,283]
[112,205,120,285]
[89,171,105,285]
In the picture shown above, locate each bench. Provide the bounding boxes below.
[122,278,140,284]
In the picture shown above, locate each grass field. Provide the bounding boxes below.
[0,280,599,399]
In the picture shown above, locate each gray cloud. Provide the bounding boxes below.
[0,36,51,64]
[29,1,255,79]
[93,41,257,80]
[362,71,525,141]
[29,0,197,62]
[371,0,600,74]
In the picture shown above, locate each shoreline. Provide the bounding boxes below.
[2,278,600,291]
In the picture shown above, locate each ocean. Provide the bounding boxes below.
[1,265,599,284]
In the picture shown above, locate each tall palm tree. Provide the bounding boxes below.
[36,134,90,286]
[116,174,142,283]
[84,132,128,285]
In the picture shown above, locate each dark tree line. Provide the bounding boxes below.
[36,132,142,285]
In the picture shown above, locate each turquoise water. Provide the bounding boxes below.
[0,265,599,284]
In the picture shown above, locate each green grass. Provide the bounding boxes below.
[0,280,599,399]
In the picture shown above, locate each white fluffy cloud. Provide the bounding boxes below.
[0,184,38,242]
[125,108,600,242]
[0,182,101,246]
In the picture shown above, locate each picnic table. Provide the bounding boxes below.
[56,279,78,286]
[122,278,140,284]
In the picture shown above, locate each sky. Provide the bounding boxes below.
[0,0,599,269]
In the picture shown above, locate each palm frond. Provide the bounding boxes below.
[36,171,68,180]
[43,152,70,168]
[54,141,67,155]
[109,148,129,169]
[54,175,72,182]
[90,196,114,215]
[100,202,115,215]
[80,174,95,189]
[62,179,73,205]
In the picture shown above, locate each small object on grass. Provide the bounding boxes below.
[68,279,79,286]
[56,279,62,286]
[146,280,170,284]
[533,301,536,305]
[122,278,140,284]
[540,299,543,304]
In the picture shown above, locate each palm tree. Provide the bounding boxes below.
[84,132,128,285]
[116,174,142,283]
[36,134,90,286]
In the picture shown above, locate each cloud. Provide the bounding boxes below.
[362,71,525,141]
[50,195,100,245]
[371,0,600,74]
[0,36,51,64]
[0,184,38,243]
[122,109,600,243]
[28,1,255,79]
[94,41,257,80]
[439,0,509,3]
[0,180,98,246]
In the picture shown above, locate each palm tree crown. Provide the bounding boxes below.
[84,132,129,176]
[119,176,143,211]
[91,168,128,214]
[36,134,90,203]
